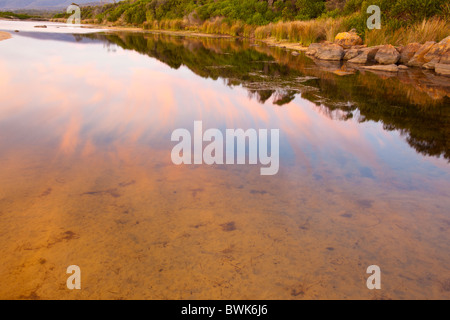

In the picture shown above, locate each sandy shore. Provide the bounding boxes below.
[0,31,11,41]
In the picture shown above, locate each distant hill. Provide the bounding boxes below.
[0,1,119,10]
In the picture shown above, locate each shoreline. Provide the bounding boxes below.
[0,31,11,41]
[50,19,309,51]
[3,19,447,76]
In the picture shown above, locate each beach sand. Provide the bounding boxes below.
[0,31,11,41]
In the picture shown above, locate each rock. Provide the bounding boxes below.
[435,63,450,76]
[335,30,363,49]
[348,46,381,64]
[291,51,300,56]
[34,25,47,28]
[315,43,345,61]
[362,64,399,72]
[343,48,363,60]
[435,51,450,76]
[375,44,400,64]
[306,43,323,56]
[423,36,450,62]
[407,41,436,67]
[398,65,409,70]
[375,44,401,64]
[439,50,450,64]
[399,43,421,64]
[423,58,440,70]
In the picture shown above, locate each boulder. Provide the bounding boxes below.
[423,58,440,70]
[435,50,450,76]
[334,30,363,49]
[420,36,450,70]
[375,44,400,64]
[398,65,409,70]
[423,36,450,62]
[435,63,450,76]
[315,43,345,61]
[362,64,399,72]
[348,46,381,64]
[399,43,421,64]
[438,50,450,64]
[343,48,363,60]
[407,41,436,67]
[306,43,323,56]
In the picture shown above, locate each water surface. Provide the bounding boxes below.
[0,21,449,299]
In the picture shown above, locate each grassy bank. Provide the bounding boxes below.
[0,11,37,20]
[54,0,449,46]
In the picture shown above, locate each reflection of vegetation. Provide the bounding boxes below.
[82,32,449,160]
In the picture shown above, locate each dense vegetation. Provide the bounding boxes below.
[53,0,449,45]
[0,11,36,19]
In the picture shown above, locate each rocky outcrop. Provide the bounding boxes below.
[315,43,345,61]
[334,30,363,49]
[362,64,399,72]
[435,51,450,76]
[435,63,450,76]
[407,41,436,67]
[306,43,324,56]
[421,36,450,70]
[375,45,400,64]
[348,46,381,64]
[343,48,363,60]
[399,43,421,65]
[304,36,449,76]
[423,36,450,62]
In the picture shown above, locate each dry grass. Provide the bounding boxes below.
[144,19,187,31]
[255,18,346,46]
[142,15,449,47]
[365,18,450,46]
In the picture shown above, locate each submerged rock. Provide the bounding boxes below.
[362,64,399,72]
[375,44,400,65]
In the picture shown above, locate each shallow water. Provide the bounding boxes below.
[0,21,449,299]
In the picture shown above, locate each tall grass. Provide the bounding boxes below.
[142,15,449,47]
[365,18,450,46]
[254,18,346,46]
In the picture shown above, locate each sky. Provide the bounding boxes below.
[0,0,120,10]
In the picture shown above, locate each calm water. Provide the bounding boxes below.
[0,21,449,299]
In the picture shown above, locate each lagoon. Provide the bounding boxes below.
[0,20,449,299]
